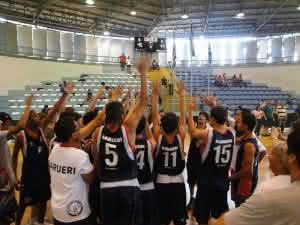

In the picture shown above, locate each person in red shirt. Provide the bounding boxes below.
[119,54,126,71]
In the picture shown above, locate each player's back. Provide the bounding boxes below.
[198,127,235,192]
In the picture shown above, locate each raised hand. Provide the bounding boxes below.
[109,85,124,101]
[95,86,105,98]
[24,95,33,107]
[188,102,197,112]
[137,57,151,75]
[200,95,217,108]
[63,82,75,95]
[176,80,185,96]
[152,81,160,96]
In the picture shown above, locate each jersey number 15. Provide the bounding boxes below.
[213,144,232,164]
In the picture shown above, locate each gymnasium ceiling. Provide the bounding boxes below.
[1,0,300,38]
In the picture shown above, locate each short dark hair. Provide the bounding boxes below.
[83,111,98,126]
[287,124,300,167]
[241,110,257,131]
[161,112,179,134]
[54,116,76,142]
[136,116,146,135]
[210,106,228,125]
[199,111,209,121]
[105,101,124,125]
[60,111,82,122]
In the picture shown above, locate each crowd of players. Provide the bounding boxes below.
[0,58,299,225]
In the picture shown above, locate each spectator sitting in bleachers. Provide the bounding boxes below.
[232,74,238,86]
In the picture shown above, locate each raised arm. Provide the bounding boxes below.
[109,85,124,102]
[88,86,105,112]
[177,81,186,141]
[124,58,150,146]
[79,111,105,140]
[145,120,156,147]
[188,102,207,140]
[8,95,32,136]
[42,83,74,129]
[151,81,161,142]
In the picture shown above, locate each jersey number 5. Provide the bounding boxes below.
[214,144,232,164]
[105,143,118,167]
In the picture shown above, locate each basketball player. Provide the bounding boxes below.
[92,58,150,225]
[230,110,259,206]
[13,83,75,225]
[0,96,32,225]
[188,97,235,225]
[151,81,187,225]
[187,112,209,212]
[135,116,157,225]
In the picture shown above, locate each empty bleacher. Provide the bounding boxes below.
[6,72,145,120]
[175,66,300,111]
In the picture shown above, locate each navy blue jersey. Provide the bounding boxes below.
[197,128,235,192]
[21,129,49,180]
[21,128,51,203]
[155,135,185,176]
[233,137,259,197]
[135,136,153,185]
[97,125,137,182]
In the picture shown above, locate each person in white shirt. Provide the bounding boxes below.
[0,96,32,225]
[256,141,290,193]
[209,122,300,225]
[49,110,104,225]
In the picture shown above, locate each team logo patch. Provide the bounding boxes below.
[66,200,83,216]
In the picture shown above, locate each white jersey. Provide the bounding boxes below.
[49,145,93,223]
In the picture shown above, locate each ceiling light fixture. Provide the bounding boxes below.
[86,0,95,5]
[130,11,136,16]
[103,31,110,36]
[236,12,245,18]
[298,6,300,10]
[181,14,189,19]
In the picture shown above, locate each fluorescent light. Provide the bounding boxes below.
[236,12,245,18]
[298,6,300,10]
[130,37,134,41]
[86,0,95,5]
[181,14,189,19]
[130,11,136,16]
[103,31,110,36]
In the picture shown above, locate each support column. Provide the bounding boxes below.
[283,37,295,62]
[47,30,60,58]
[295,36,300,62]
[0,23,17,53]
[74,34,86,61]
[246,40,257,64]
[17,25,33,55]
[271,37,282,63]
[60,32,74,59]
[86,36,98,61]
[33,28,47,57]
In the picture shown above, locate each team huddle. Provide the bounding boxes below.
[2,58,268,225]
